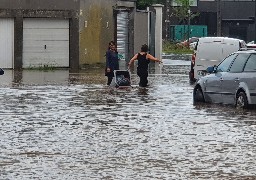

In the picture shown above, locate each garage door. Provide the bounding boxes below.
[23,18,69,68]
[0,19,14,68]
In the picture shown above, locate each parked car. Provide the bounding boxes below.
[177,37,199,48]
[189,41,197,50]
[246,41,256,49]
[0,68,4,75]
[189,37,246,82]
[193,49,256,109]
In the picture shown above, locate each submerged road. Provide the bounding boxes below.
[0,60,256,179]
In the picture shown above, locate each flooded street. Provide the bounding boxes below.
[1,60,256,179]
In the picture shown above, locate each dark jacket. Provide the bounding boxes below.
[105,49,119,76]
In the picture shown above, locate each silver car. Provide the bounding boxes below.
[193,50,256,108]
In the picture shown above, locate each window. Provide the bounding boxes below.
[217,54,237,72]
[229,53,250,73]
[244,54,256,72]
[171,0,197,6]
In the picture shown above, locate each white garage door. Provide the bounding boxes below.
[0,19,14,69]
[23,18,69,68]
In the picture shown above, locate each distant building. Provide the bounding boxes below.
[163,0,255,42]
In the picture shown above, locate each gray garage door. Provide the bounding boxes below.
[23,18,69,68]
[0,18,14,69]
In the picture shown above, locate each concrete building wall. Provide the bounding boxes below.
[79,0,116,65]
[134,11,148,55]
[0,0,79,10]
[79,0,136,66]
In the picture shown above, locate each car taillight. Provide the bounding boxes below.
[192,53,196,66]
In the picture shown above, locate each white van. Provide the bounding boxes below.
[189,37,246,81]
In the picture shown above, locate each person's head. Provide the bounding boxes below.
[108,41,116,50]
[141,44,148,52]
[109,41,115,47]
[109,41,115,46]
[110,44,116,51]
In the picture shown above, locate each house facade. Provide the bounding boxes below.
[0,0,138,69]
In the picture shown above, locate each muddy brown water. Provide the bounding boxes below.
[0,60,256,179]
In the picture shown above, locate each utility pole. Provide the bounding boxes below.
[165,0,170,40]
[217,0,222,36]
[186,0,190,47]
[255,0,256,42]
[187,9,190,47]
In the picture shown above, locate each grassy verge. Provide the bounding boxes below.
[163,41,193,54]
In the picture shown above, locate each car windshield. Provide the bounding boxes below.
[216,53,237,72]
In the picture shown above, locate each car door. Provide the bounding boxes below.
[221,53,250,104]
[204,53,237,103]
[243,53,256,103]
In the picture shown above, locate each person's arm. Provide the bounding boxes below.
[106,51,111,72]
[128,54,138,68]
[147,54,162,63]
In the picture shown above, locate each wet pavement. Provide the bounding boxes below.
[1,60,256,179]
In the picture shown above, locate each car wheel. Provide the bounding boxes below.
[236,92,248,109]
[194,86,205,102]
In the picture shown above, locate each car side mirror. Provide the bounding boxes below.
[206,66,215,73]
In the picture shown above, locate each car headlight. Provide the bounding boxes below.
[197,70,207,77]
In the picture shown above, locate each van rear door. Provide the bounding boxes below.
[195,40,222,79]
[222,39,239,58]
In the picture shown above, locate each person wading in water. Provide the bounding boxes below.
[105,41,119,86]
[128,44,162,87]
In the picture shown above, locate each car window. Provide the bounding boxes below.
[216,54,237,72]
[229,53,250,73]
[244,54,256,72]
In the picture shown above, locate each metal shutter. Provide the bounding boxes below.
[117,11,129,61]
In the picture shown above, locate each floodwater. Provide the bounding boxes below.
[0,59,256,180]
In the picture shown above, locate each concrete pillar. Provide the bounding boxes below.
[152,4,164,73]
[14,11,23,70]
[69,15,80,71]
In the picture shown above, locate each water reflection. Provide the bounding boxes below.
[194,102,256,121]
[0,69,106,87]
[137,87,149,96]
